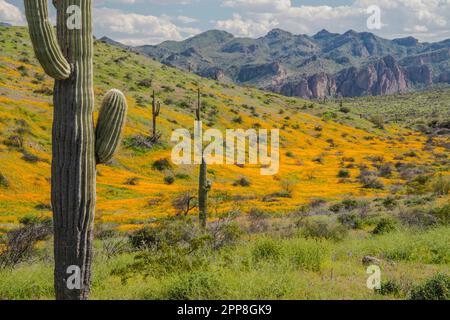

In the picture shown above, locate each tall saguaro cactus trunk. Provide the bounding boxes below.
[24,0,127,300]
[196,89,210,228]
[151,90,161,139]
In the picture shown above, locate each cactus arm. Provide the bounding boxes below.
[156,102,161,116]
[24,0,71,80]
[95,89,128,164]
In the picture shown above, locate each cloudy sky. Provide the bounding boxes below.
[1,0,449,45]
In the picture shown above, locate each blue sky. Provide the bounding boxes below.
[1,0,449,45]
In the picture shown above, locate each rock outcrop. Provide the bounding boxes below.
[276,55,411,98]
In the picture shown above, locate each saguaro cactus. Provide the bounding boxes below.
[196,88,211,228]
[24,0,127,300]
[151,90,161,140]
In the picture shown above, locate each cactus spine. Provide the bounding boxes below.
[196,88,210,228]
[24,0,127,300]
[151,90,161,139]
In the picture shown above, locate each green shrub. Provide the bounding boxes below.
[337,169,350,178]
[431,175,450,196]
[164,175,175,185]
[338,213,362,229]
[430,204,450,225]
[288,240,328,272]
[251,238,282,262]
[302,221,348,241]
[410,273,450,300]
[382,197,397,210]
[233,177,251,187]
[360,176,384,190]
[130,218,201,250]
[0,173,9,188]
[152,158,172,171]
[398,208,437,228]
[376,279,402,297]
[330,199,361,213]
[175,173,190,180]
[165,272,223,300]
[373,217,397,235]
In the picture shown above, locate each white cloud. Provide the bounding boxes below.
[177,15,198,24]
[216,13,277,37]
[216,0,450,41]
[0,0,23,24]
[94,7,185,45]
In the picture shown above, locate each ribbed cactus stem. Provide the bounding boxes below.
[198,158,210,228]
[151,90,161,138]
[96,89,128,164]
[196,88,210,228]
[24,0,127,300]
[24,0,71,79]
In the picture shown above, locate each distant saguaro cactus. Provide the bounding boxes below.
[196,88,211,228]
[24,0,127,300]
[151,90,161,140]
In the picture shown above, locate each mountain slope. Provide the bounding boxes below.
[0,26,448,232]
[136,29,450,99]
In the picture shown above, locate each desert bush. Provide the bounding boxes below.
[164,175,175,185]
[232,116,243,124]
[172,192,197,216]
[124,134,161,152]
[360,176,384,190]
[33,86,53,96]
[233,177,251,187]
[0,173,9,188]
[329,199,360,213]
[338,213,363,229]
[164,271,223,300]
[382,197,397,210]
[337,169,350,178]
[339,106,351,114]
[3,135,23,149]
[175,173,190,180]
[376,279,402,297]
[431,175,450,196]
[251,238,282,262]
[136,78,152,87]
[430,205,450,225]
[0,217,52,268]
[301,220,348,241]
[378,163,394,178]
[280,178,296,196]
[21,151,43,163]
[409,273,450,300]
[124,177,140,185]
[247,208,269,233]
[101,238,130,259]
[287,239,329,272]
[372,217,397,235]
[208,211,242,250]
[398,208,437,228]
[369,115,385,129]
[152,158,172,171]
[406,175,431,195]
[129,217,206,251]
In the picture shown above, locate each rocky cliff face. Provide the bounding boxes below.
[275,55,413,98]
[237,62,286,83]
[131,28,450,99]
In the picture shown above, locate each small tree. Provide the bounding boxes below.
[172,192,197,216]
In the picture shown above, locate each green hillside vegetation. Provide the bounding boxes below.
[0,26,449,300]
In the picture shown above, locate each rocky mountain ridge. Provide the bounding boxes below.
[112,29,450,99]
